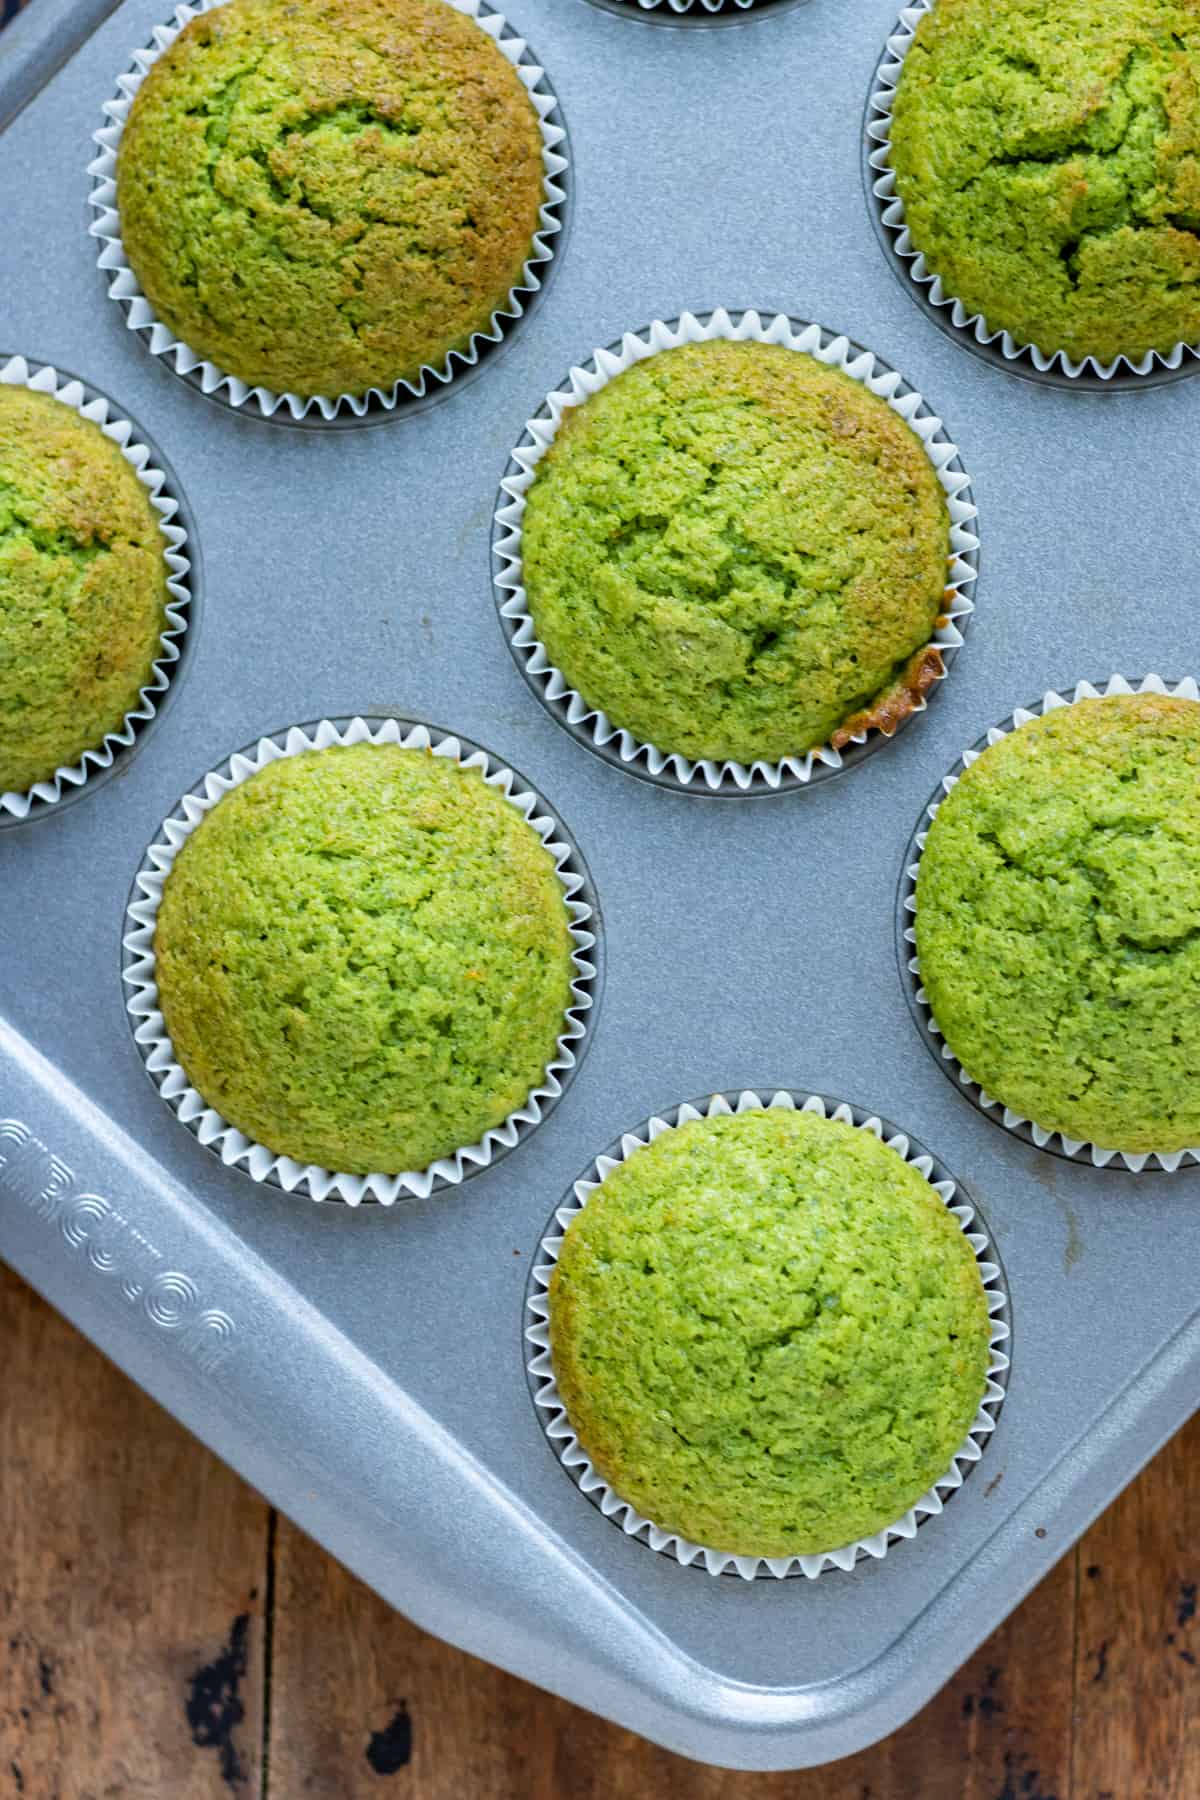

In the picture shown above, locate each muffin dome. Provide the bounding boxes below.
[888,0,1200,365]
[0,386,169,796]
[916,694,1200,1153]
[549,1107,991,1559]
[520,339,951,766]
[116,0,546,398]
[154,743,576,1175]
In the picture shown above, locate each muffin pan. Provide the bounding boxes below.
[3,0,1200,1773]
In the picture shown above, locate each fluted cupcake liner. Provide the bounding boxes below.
[122,716,601,1205]
[588,0,804,20]
[525,1088,1009,1580]
[900,674,1200,1171]
[866,2,1200,387]
[493,307,979,794]
[0,355,194,826]
[88,0,569,425]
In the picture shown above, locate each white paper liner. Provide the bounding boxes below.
[88,0,569,423]
[0,355,193,823]
[526,1088,1010,1580]
[493,307,979,793]
[122,716,599,1205]
[600,0,770,14]
[867,2,1200,384]
[903,674,1200,1172]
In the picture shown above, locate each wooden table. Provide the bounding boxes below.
[1,1264,1197,1797]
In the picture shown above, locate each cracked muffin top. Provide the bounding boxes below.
[888,0,1200,364]
[519,339,952,768]
[116,0,546,398]
[548,1106,992,1560]
[0,385,169,797]
[154,742,576,1177]
[916,694,1200,1153]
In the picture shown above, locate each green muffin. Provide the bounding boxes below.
[916,694,1200,1153]
[154,743,576,1175]
[117,0,546,398]
[520,340,951,766]
[549,1107,991,1559]
[0,386,169,797]
[888,0,1200,365]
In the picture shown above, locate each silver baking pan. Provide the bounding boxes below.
[2,0,1199,1769]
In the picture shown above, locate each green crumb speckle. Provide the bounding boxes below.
[520,339,951,766]
[116,0,546,398]
[889,0,1200,365]
[0,386,169,797]
[916,694,1200,1153]
[549,1107,991,1560]
[154,743,576,1176]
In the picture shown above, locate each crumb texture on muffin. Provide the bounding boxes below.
[154,743,576,1175]
[916,694,1200,1152]
[888,0,1200,363]
[520,340,950,767]
[549,1107,991,1559]
[0,386,168,796]
[117,0,546,397]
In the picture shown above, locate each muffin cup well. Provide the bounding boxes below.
[88,0,569,427]
[493,307,979,794]
[899,673,1200,1171]
[865,2,1200,390]
[0,354,194,826]
[525,1088,1009,1580]
[585,0,808,22]
[122,716,602,1205]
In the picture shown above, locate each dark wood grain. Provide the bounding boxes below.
[1073,1414,1200,1800]
[0,1260,1195,1798]
[0,1265,268,1800]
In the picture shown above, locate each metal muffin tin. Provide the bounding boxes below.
[2,0,1199,1771]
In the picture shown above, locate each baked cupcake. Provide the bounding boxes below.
[916,693,1200,1153]
[519,338,952,766]
[115,0,547,399]
[153,742,577,1176]
[548,1106,992,1559]
[888,0,1200,366]
[0,386,169,797]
